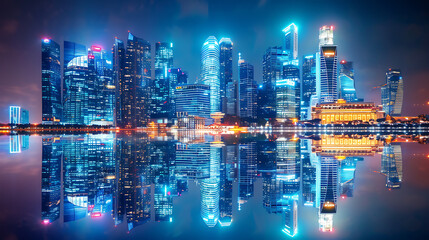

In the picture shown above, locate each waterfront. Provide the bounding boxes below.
[1,133,429,239]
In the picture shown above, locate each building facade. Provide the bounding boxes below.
[219,38,233,113]
[152,42,173,119]
[41,38,62,124]
[276,64,300,120]
[201,36,220,113]
[301,54,317,120]
[238,56,257,118]
[381,69,403,116]
[338,60,357,102]
[175,84,211,119]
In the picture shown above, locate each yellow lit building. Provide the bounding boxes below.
[311,99,384,124]
[312,135,383,157]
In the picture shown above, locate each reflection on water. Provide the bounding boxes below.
[5,132,428,238]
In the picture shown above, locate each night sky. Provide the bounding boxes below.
[1,0,428,123]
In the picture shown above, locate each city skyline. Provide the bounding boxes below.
[1,0,429,123]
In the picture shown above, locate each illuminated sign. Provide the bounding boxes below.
[324,51,335,57]
[91,46,102,52]
[321,201,336,213]
[176,86,182,90]
[276,79,296,87]
[43,38,50,43]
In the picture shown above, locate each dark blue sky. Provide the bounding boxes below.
[0,0,428,122]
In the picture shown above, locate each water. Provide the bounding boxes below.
[1,133,428,239]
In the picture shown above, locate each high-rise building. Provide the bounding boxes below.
[152,42,173,119]
[260,47,288,119]
[238,55,257,118]
[63,41,89,125]
[226,81,238,116]
[175,84,211,119]
[219,38,233,113]
[41,38,62,124]
[119,33,151,128]
[237,142,257,210]
[201,36,220,113]
[317,46,338,104]
[169,68,188,116]
[301,54,316,120]
[10,106,29,124]
[283,23,298,60]
[316,26,338,104]
[338,60,358,102]
[276,63,300,120]
[201,144,221,227]
[113,38,125,127]
[381,69,403,116]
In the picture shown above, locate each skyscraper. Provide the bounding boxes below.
[169,68,188,117]
[175,84,211,119]
[219,38,233,113]
[238,55,257,118]
[201,144,221,227]
[201,36,220,113]
[10,106,28,124]
[301,54,316,120]
[119,33,151,128]
[276,63,300,120]
[63,41,88,125]
[338,60,358,102]
[41,38,62,124]
[113,38,125,127]
[316,26,338,104]
[381,69,403,116]
[381,143,402,189]
[152,42,173,119]
[260,47,288,119]
[283,23,298,60]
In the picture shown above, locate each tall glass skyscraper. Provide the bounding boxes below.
[338,60,357,102]
[201,144,221,227]
[260,47,288,119]
[381,143,402,189]
[219,38,233,113]
[41,38,62,124]
[316,26,338,104]
[283,23,298,60]
[169,68,188,116]
[238,55,257,118]
[301,54,316,120]
[152,42,173,119]
[201,36,220,113]
[381,69,403,116]
[63,41,89,125]
[120,33,151,128]
[113,38,125,127]
[276,64,300,119]
[10,106,29,124]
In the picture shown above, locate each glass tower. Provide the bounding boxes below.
[381,69,403,116]
[152,42,173,119]
[175,84,211,119]
[283,23,298,60]
[301,54,316,120]
[219,38,233,113]
[338,60,357,102]
[238,55,257,118]
[120,33,151,128]
[113,38,125,127]
[201,36,220,113]
[317,26,338,104]
[276,64,300,119]
[42,38,62,124]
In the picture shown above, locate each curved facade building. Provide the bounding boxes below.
[201,36,220,113]
[381,69,403,116]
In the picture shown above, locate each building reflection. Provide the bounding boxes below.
[39,133,405,234]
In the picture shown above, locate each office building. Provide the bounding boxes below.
[381,69,403,116]
[338,60,358,102]
[169,68,188,116]
[152,42,173,119]
[238,55,257,118]
[276,63,300,120]
[201,36,220,113]
[283,23,298,60]
[301,54,316,120]
[10,106,29,124]
[219,38,233,113]
[41,38,62,124]
[113,38,125,127]
[175,84,211,119]
[381,144,402,189]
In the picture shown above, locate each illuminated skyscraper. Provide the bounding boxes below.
[381,144,402,189]
[219,145,234,227]
[169,68,188,116]
[283,23,298,60]
[175,84,210,119]
[175,142,211,180]
[237,142,257,210]
[119,33,151,128]
[301,54,316,120]
[276,63,300,120]
[63,41,89,125]
[316,26,338,104]
[113,38,125,127]
[41,38,62,124]
[219,38,233,113]
[238,55,257,118]
[152,42,173,119]
[338,60,358,102]
[381,69,403,116]
[9,106,29,124]
[201,36,220,113]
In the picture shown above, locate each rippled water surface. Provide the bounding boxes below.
[1,133,428,239]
